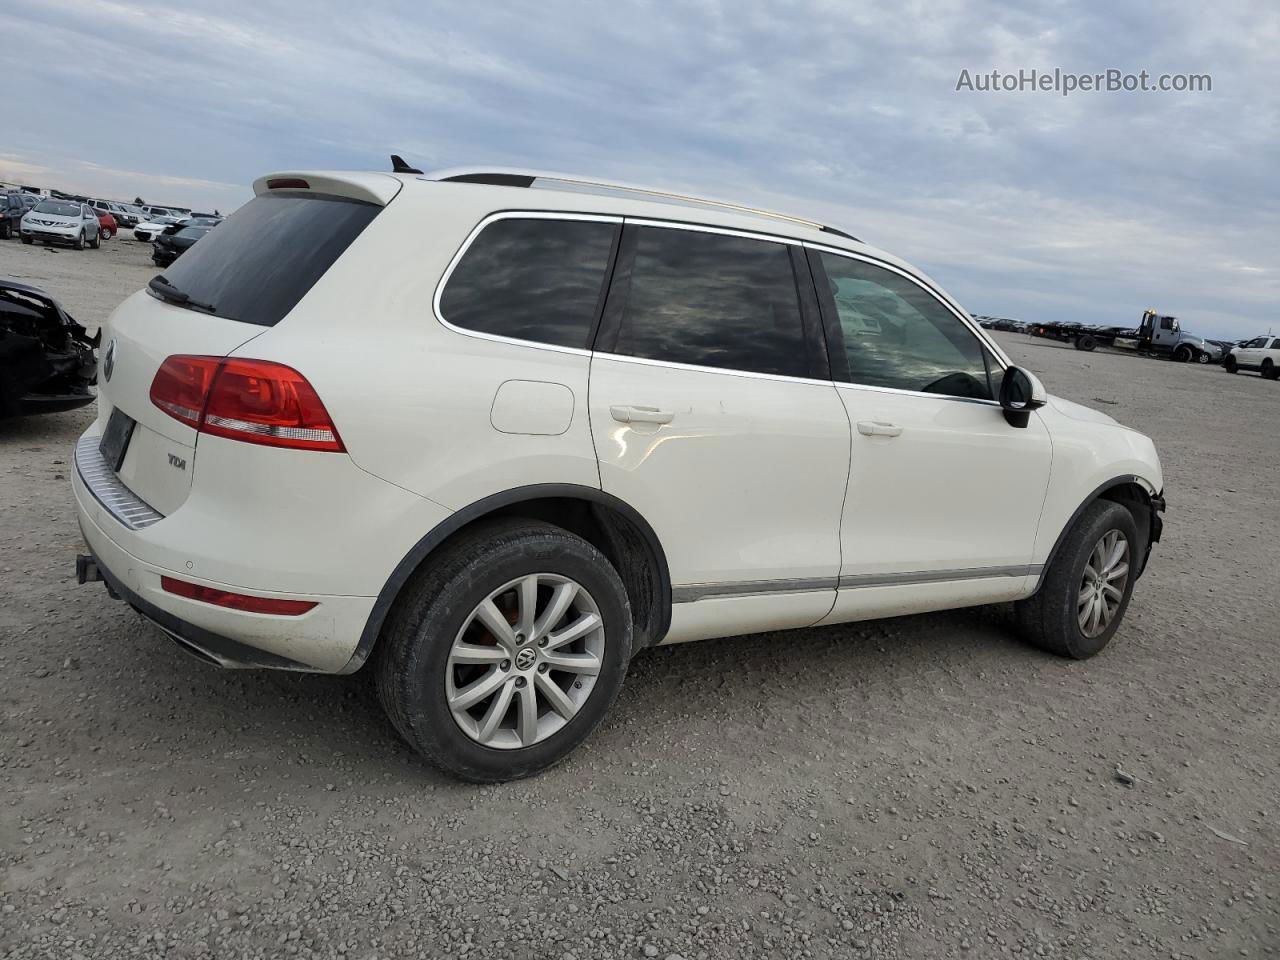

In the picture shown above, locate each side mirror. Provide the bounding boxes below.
[999,366,1047,428]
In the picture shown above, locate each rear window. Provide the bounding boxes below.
[156,193,378,327]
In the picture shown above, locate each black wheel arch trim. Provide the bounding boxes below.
[1033,475,1165,593]
[342,483,672,673]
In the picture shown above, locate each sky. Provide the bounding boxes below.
[3,0,1276,338]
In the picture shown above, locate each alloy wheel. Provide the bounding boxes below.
[1078,529,1129,638]
[446,574,605,750]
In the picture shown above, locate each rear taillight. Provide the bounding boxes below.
[161,576,317,615]
[150,356,344,452]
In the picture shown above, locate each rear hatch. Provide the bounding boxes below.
[94,173,399,519]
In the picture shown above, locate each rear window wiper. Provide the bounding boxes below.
[148,276,218,314]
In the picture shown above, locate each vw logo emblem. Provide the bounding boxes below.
[515,648,537,670]
[102,339,116,382]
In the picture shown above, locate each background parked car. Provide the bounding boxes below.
[95,209,118,240]
[1224,336,1280,379]
[91,199,137,229]
[151,223,213,266]
[1,192,28,239]
[133,213,185,242]
[20,199,101,249]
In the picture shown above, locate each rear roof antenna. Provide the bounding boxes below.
[390,154,423,175]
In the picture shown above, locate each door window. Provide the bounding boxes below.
[814,252,998,400]
[608,226,808,378]
[439,217,616,350]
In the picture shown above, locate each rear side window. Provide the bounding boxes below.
[440,217,617,349]
[609,226,807,378]
[156,193,378,327]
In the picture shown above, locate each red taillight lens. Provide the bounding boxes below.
[149,355,220,429]
[161,576,317,615]
[149,356,344,452]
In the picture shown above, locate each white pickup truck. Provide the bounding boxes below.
[1225,336,1280,379]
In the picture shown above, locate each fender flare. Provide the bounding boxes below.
[1033,474,1164,592]
[340,483,671,673]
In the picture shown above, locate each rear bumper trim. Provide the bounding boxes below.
[74,433,165,530]
[84,544,316,671]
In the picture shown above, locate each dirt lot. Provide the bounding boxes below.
[2,234,1276,960]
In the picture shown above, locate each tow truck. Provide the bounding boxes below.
[1026,309,1221,363]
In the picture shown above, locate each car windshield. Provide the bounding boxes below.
[34,200,80,217]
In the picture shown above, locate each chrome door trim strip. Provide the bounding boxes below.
[672,577,838,603]
[838,564,1043,589]
[671,565,1043,603]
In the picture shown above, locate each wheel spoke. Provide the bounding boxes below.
[517,575,540,638]
[535,673,577,719]
[516,683,539,746]
[1088,595,1102,634]
[1078,598,1093,631]
[533,580,577,641]
[1102,582,1124,602]
[545,612,601,651]
[450,642,508,665]
[476,678,516,742]
[474,599,517,652]
[1078,583,1094,605]
[542,650,601,675]
[1105,536,1128,572]
[450,667,507,711]
[1104,562,1129,582]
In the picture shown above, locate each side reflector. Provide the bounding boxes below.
[161,576,318,616]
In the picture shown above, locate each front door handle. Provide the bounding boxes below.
[856,420,903,438]
[610,404,674,425]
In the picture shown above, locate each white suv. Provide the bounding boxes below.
[1224,336,1280,379]
[73,164,1166,781]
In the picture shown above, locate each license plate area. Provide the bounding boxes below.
[98,408,136,472]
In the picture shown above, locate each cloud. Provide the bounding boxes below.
[2,0,1275,336]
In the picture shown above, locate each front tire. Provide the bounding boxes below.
[1172,345,1192,363]
[1015,500,1139,659]
[375,519,633,782]
[73,231,85,251]
[1263,359,1277,380]
[89,229,100,249]
[1225,355,1238,373]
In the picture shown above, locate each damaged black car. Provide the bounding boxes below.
[0,280,98,419]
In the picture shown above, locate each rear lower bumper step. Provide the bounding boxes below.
[76,549,317,672]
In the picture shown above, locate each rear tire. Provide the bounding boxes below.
[21,235,31,244]
[1263,359,1277,380]
[1225,355,1238,373]
[1074,335,1097,352]
[375,519,633,782]
[1015,500,1140,659]
[0,222,9,240]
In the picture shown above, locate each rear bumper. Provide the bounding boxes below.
[73,460,379,673]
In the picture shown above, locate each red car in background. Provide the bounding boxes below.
[93,208,118,240]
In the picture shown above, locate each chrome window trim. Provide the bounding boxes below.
[803,240,1013,370]
[432,210,623,357]
[621,216,802,247]
[74,434,165,530]
[592,351,836,389]
[672,565,1042,603]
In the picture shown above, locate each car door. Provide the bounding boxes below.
[588,221,851,644]
[804,247,1054,625]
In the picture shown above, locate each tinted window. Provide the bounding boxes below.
[818,252,997,400]
[157,192,379,327]
[440,218,615,349]
[612,227,807,377]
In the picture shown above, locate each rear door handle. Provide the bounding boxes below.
[856,420,903,438]
[610,404,674,425]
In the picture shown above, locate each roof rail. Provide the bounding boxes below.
[425,166,860,241]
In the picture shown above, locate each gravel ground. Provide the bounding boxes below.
[1,234,1276,959]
